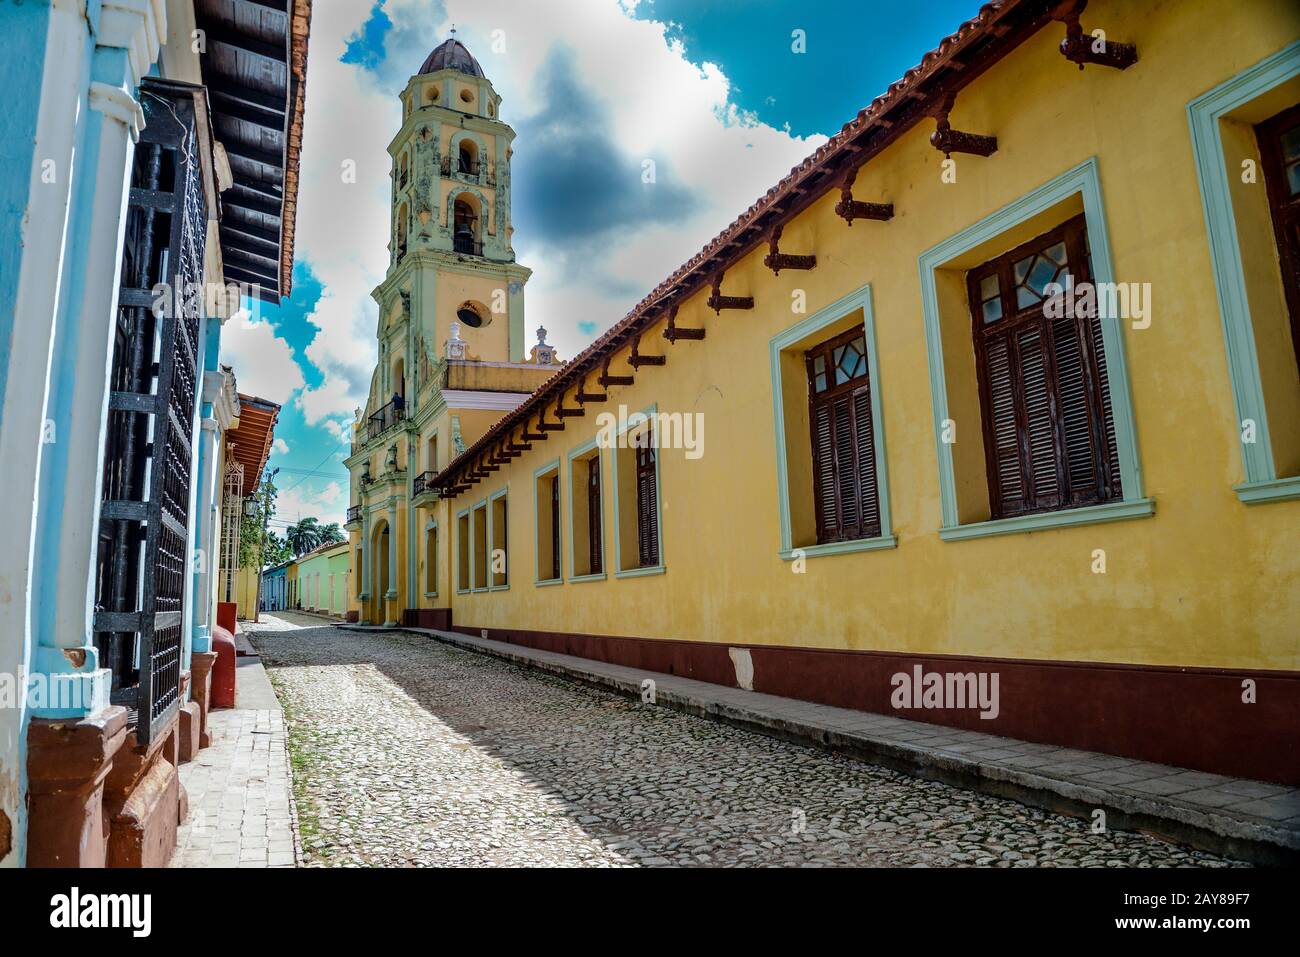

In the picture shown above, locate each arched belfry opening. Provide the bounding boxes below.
[453,195,480,254]
[457,138,478,176]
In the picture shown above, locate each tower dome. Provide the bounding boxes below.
[418,38,485,78]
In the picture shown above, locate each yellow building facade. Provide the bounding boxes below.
[346,39,559,628]
[424,1,1300,785]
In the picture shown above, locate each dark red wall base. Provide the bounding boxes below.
[452,625,1300,786]
[404,607,451,631]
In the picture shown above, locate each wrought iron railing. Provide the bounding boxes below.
[346,505,362,524]
[367,399,405,439]
[412,471,437,498]
[453,235,483,256]
[441,156,494,185]
[94,79,206,744]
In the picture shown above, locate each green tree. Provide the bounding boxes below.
[319,522,344,545]
[285,517,323,556]
[238,472,283,570]
[262,531,293,566]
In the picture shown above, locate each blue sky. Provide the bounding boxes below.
[221,0,981,529]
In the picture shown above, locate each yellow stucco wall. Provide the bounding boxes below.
[443,0,1300,672]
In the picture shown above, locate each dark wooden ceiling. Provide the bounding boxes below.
[196,0,302,302]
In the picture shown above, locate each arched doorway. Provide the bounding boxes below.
[371,518,390,620]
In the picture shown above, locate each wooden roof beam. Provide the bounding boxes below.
[763,224,816,275]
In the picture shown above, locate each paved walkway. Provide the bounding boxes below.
[170,648,298,868]
[401,626,1297,866]
[248,613,1244,867]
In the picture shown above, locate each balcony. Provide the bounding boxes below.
[367,398,405,440]
[346,505,362,525]
[441,157,495,186]
[411,470,438,505]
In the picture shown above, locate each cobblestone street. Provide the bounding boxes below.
[248,613,1241,868]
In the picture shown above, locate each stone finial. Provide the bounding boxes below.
[446,321,467,360]
[530,326,557,367]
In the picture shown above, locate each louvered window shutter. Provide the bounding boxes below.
[1254,104,1300,376]
[806,328,882,544]
[550,475,560,579]
[969,215,1122,519]
[635,444,659,567]
[588,457,602,574]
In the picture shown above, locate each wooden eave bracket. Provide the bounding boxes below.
[533,398,566,430]
[834,167,894,226]
[706,271,754,313]
[663,305,705,343]
[930,93,997,158]
[576,375,609,403]
[1052,0,1137,71]
[763,224,816,275]
[629,332,666,368]
[599,355,634,388]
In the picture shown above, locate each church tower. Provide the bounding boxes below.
[346,36,559,627]
[381,36,530,372]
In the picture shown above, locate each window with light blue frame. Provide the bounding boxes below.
[917,157,1153,542]
[487,487,509,590]
[423,519,437,598]
[567,437,606,581]
[1188,41,1300,505]
[769,283,896,560]
[533,459,563,585]
[455,506,471,593]
[609,404,665,577]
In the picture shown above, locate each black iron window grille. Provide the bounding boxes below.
[93,80,208,744]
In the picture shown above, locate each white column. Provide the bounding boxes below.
[0,0,92,867]
[30,75,146,718]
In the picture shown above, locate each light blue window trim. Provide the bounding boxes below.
[487,486,510,592]
[566,436,608,583]
[455,506,471,594]
[470,498,489,593]
[1188,41,1300,505]
[532,458,563,585]
[917,156,1151,541]
[769,283,897,560]
[610,403,666,578]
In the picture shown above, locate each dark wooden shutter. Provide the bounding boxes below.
[1256,103,1300,376]
[806,327,881,543]
[969,215,1121,519]
[588,457,602,575]
[550,475,560,579]
[635,443,659,567]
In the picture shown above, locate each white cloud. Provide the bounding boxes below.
[229,0,827,419]
[276,479,347,528]
[273,438,290,455]
[219,314,305,406]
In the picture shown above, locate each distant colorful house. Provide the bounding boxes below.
[262,562,291,612]
[292,541,352,618]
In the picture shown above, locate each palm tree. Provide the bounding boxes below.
[285,517,323,556]
[319,522,344,545]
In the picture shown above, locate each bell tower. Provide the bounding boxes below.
[381,35,530,369]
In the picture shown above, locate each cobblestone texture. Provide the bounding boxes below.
[248,613,1243,868]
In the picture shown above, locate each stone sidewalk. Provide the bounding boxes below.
[170,657,298,868]
[352,625,1299,866]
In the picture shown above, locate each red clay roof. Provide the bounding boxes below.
[435,0,1055,495]
[227,394,281,497]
